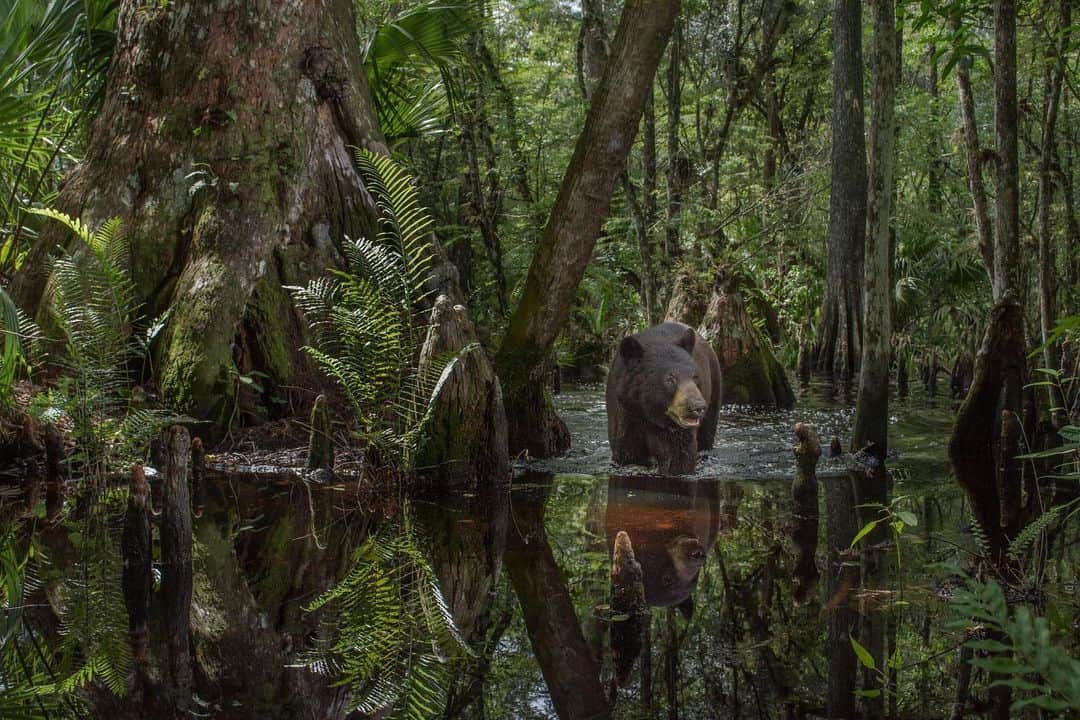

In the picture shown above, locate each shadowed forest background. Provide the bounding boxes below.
[0,0,1078,718]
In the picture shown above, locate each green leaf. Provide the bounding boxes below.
[850,635,876,670]
[850,520,879,548]
[896,510,918,527]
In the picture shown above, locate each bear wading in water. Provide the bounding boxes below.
[606,322,721,474]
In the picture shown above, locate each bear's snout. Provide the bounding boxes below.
[667,380,708,429]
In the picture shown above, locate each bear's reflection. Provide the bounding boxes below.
[606,474,723,612]
[605,474,727,689]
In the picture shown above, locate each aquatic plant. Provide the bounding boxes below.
[302,517,467,719]
[289,149,465,470]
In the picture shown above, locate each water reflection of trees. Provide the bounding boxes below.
[450,470,997,719]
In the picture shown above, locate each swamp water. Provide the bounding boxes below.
[2,388,1074,719]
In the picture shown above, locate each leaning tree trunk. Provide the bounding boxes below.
[814,0,867,386]
[496,0,681,458]
[11,0,504,474]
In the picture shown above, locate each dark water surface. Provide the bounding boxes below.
[6,388,1074,719]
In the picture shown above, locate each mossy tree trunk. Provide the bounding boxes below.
[15,0,386,425]
[11,0,503,474]
[949,0,1029,572]
[689,274,794,409]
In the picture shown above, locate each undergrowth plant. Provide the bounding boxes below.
[29,208,183,474]
[943,567,1080,713]
[289,149,466,470]
[0,283,31,407]
[302,511,468,720]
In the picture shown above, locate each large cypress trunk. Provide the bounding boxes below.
[814,0,866,385]
[11,0,505,477]
[15,0,383,423]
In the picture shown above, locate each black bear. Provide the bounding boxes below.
[606,322,721,474]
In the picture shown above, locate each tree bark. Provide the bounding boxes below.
[815,0,866,386]
[665,20,684,262]
[496,0,681,457]
[852,0,897,461]
[162,425,192,695]
[14,0,383,424]
[122,464,152,668]
[11,0,497,466]
[954,28,996,281]
[949,0,1028,577]
[1036,0,1069,416]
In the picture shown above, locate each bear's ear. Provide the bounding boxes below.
[675,327,696,353]
[619,336,644,361]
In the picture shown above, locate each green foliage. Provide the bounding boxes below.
[0,0,118,275]
[947,570,1080,713]
[30,208,184,471]
[302,517,468,719]
[0,283,31,406]
[362,1,475,143]
[289,150,464,470]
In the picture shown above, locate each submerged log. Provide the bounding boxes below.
[791,424,821,605]
[190,437,205,518]
[416,295,510,487]
[305,395,334,472]
[122,464,152,666]
[610,530,646,690]
[161,426,193,692]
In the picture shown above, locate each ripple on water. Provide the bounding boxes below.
[521,387,952,482]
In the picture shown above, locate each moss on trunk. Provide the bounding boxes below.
[670,273,794,408]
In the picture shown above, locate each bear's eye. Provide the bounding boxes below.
[693,374,700,383]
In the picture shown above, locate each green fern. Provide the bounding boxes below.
[29,208,181,471]
[302,518,468,719]
[49,498,134,700]
[288,149,465,470]
[946,571,1080,713]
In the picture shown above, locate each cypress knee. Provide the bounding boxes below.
[161,426,193,692]
[122,464,152,666]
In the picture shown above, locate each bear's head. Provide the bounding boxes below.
[617,326,707,431]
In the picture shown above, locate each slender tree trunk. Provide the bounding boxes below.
[954,32,996,282]
[1036,0,1070,417]
[496,0,681,457]
[815,0,866,386]
[577,2,658,326]
[993,1,1019,304]
[949,0,1028,575]
[853,0,897,461]
[665,20,684,262]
